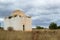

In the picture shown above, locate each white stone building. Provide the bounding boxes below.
[4,10,32,31]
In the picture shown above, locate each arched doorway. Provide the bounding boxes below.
[23,25,25,31]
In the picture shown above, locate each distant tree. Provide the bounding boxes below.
[57,26,60,29]
[0,27,4,30]
[1,27,4,30]
[7,27,13,31]
[49,22,57,29]
[0,27,1,29]
[36,26,44,29]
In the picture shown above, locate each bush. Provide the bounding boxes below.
[57,26,60,29]
[49,22,57,29]
[36,26,44,29]
[0,27,4,30]
[7,27,13,31]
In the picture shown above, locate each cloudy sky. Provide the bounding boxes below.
[0,0,60,28]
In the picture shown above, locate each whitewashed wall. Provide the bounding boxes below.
[25,18,32,31]
[4,16,32,31]
[4,16,23,31]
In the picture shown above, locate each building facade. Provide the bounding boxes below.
[4,10,32,31]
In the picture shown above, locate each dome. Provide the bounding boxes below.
[11,10,26,17]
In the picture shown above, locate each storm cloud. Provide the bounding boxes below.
[0,0,60,28]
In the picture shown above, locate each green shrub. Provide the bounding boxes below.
[36,26,44,29]
[0,27,4,30]
[49,22,57,29]
[57,26,60,29]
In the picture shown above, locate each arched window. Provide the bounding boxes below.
[19,15,21,17]
[8,16,12,19]
[14,15,17,17]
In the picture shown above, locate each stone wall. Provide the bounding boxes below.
[4,10,32,31]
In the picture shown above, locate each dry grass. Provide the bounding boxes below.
[33,29,60,40]
[0,29,60,40]
[0,30,32,40]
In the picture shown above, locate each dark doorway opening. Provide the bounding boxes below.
[23,25,25,31]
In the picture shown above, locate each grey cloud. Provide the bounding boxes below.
[33,19,50,26]
[0,10,11,17]
[0,0,60,28]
